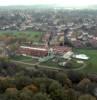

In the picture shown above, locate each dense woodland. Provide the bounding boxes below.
[0,57,97,100]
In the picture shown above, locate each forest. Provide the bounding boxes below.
[0,57,97,100]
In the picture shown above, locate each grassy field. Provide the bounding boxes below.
[40,59,60,68]
[66,59,83,69]
[0,30,43,42]
[15,31,43,42]
[74,48,97,73]
[12,55,61,68]
[12,55,38,64]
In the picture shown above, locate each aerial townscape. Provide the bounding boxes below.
[0,5,97,100]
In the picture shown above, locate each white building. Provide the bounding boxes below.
[63,51,73,59]
[73,54,89,60]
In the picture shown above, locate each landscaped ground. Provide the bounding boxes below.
[0,30,44,42]
[12,55,38,64]
[11,48,97,73]
[39,59,60,68]
[12,55,61,68]
[65,59,84,69]
[74,48,97,73]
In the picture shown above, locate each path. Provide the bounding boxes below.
[11,60,87,71]
[11,60,63,71]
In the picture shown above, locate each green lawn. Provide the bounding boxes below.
[66,59,83,69]
[12,54,61,68]
[15,31,43,42]
[0,30,43,42]
[40,60,60,68]
[74,49,97,73]
[12,55,38,64]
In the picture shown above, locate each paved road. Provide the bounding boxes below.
[73,63,87,71]
[64,63,87,71]
[11,60,87,71]
[11,60,63,71]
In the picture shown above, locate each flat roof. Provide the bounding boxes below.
[20,46,47,51]
[74,54,89,60]
[20,45,72,53]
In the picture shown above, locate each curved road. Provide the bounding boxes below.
[64,63,87,71]
[11,60,87,71]
[11,60,63,71]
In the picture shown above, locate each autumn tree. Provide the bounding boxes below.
[23,84,39,93]
[55,72,72,87]
[64,88,78,100]
[0,77,15,93]
[5,88,19,100]
[67,71,84,83]
[32,92,52,100]
[78,94,96,100]
[14,75,32,90]
[76,78,91,92]
[48,81,65,100]
[19,89,33,100]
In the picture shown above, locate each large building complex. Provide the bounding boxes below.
[17,45,72,58]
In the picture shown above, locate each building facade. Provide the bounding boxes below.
[17,45,72,58]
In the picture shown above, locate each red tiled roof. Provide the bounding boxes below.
[18,45,72,57]
[52,46,72,54]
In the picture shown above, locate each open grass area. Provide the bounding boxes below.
[15,31,43,42]
[10,48,97,73]
[0,30,43,42]
[12,55,60,68]
[40,59,60,68]
[74,48,97,73]
[66,59,83,69]
[12,55,38,64]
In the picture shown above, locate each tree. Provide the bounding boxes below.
[48,81,65,100]
[0,77,16,93]
[23,84,39,93]
[67,71,84,83]
[78,94,96,100]
[14,75,32,90]
[77,78,91,92]
[85,83,97,96]
[64,89,78,100]
[78,78,91,87]
[5,88,19,100]
[33,78,54,93]
[55,72,72,87]
[32,92,52,100]
[19,89,33,100]
[8,43,20,56]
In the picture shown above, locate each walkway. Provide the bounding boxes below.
[11,60,87,71]
[11,60,63,71]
